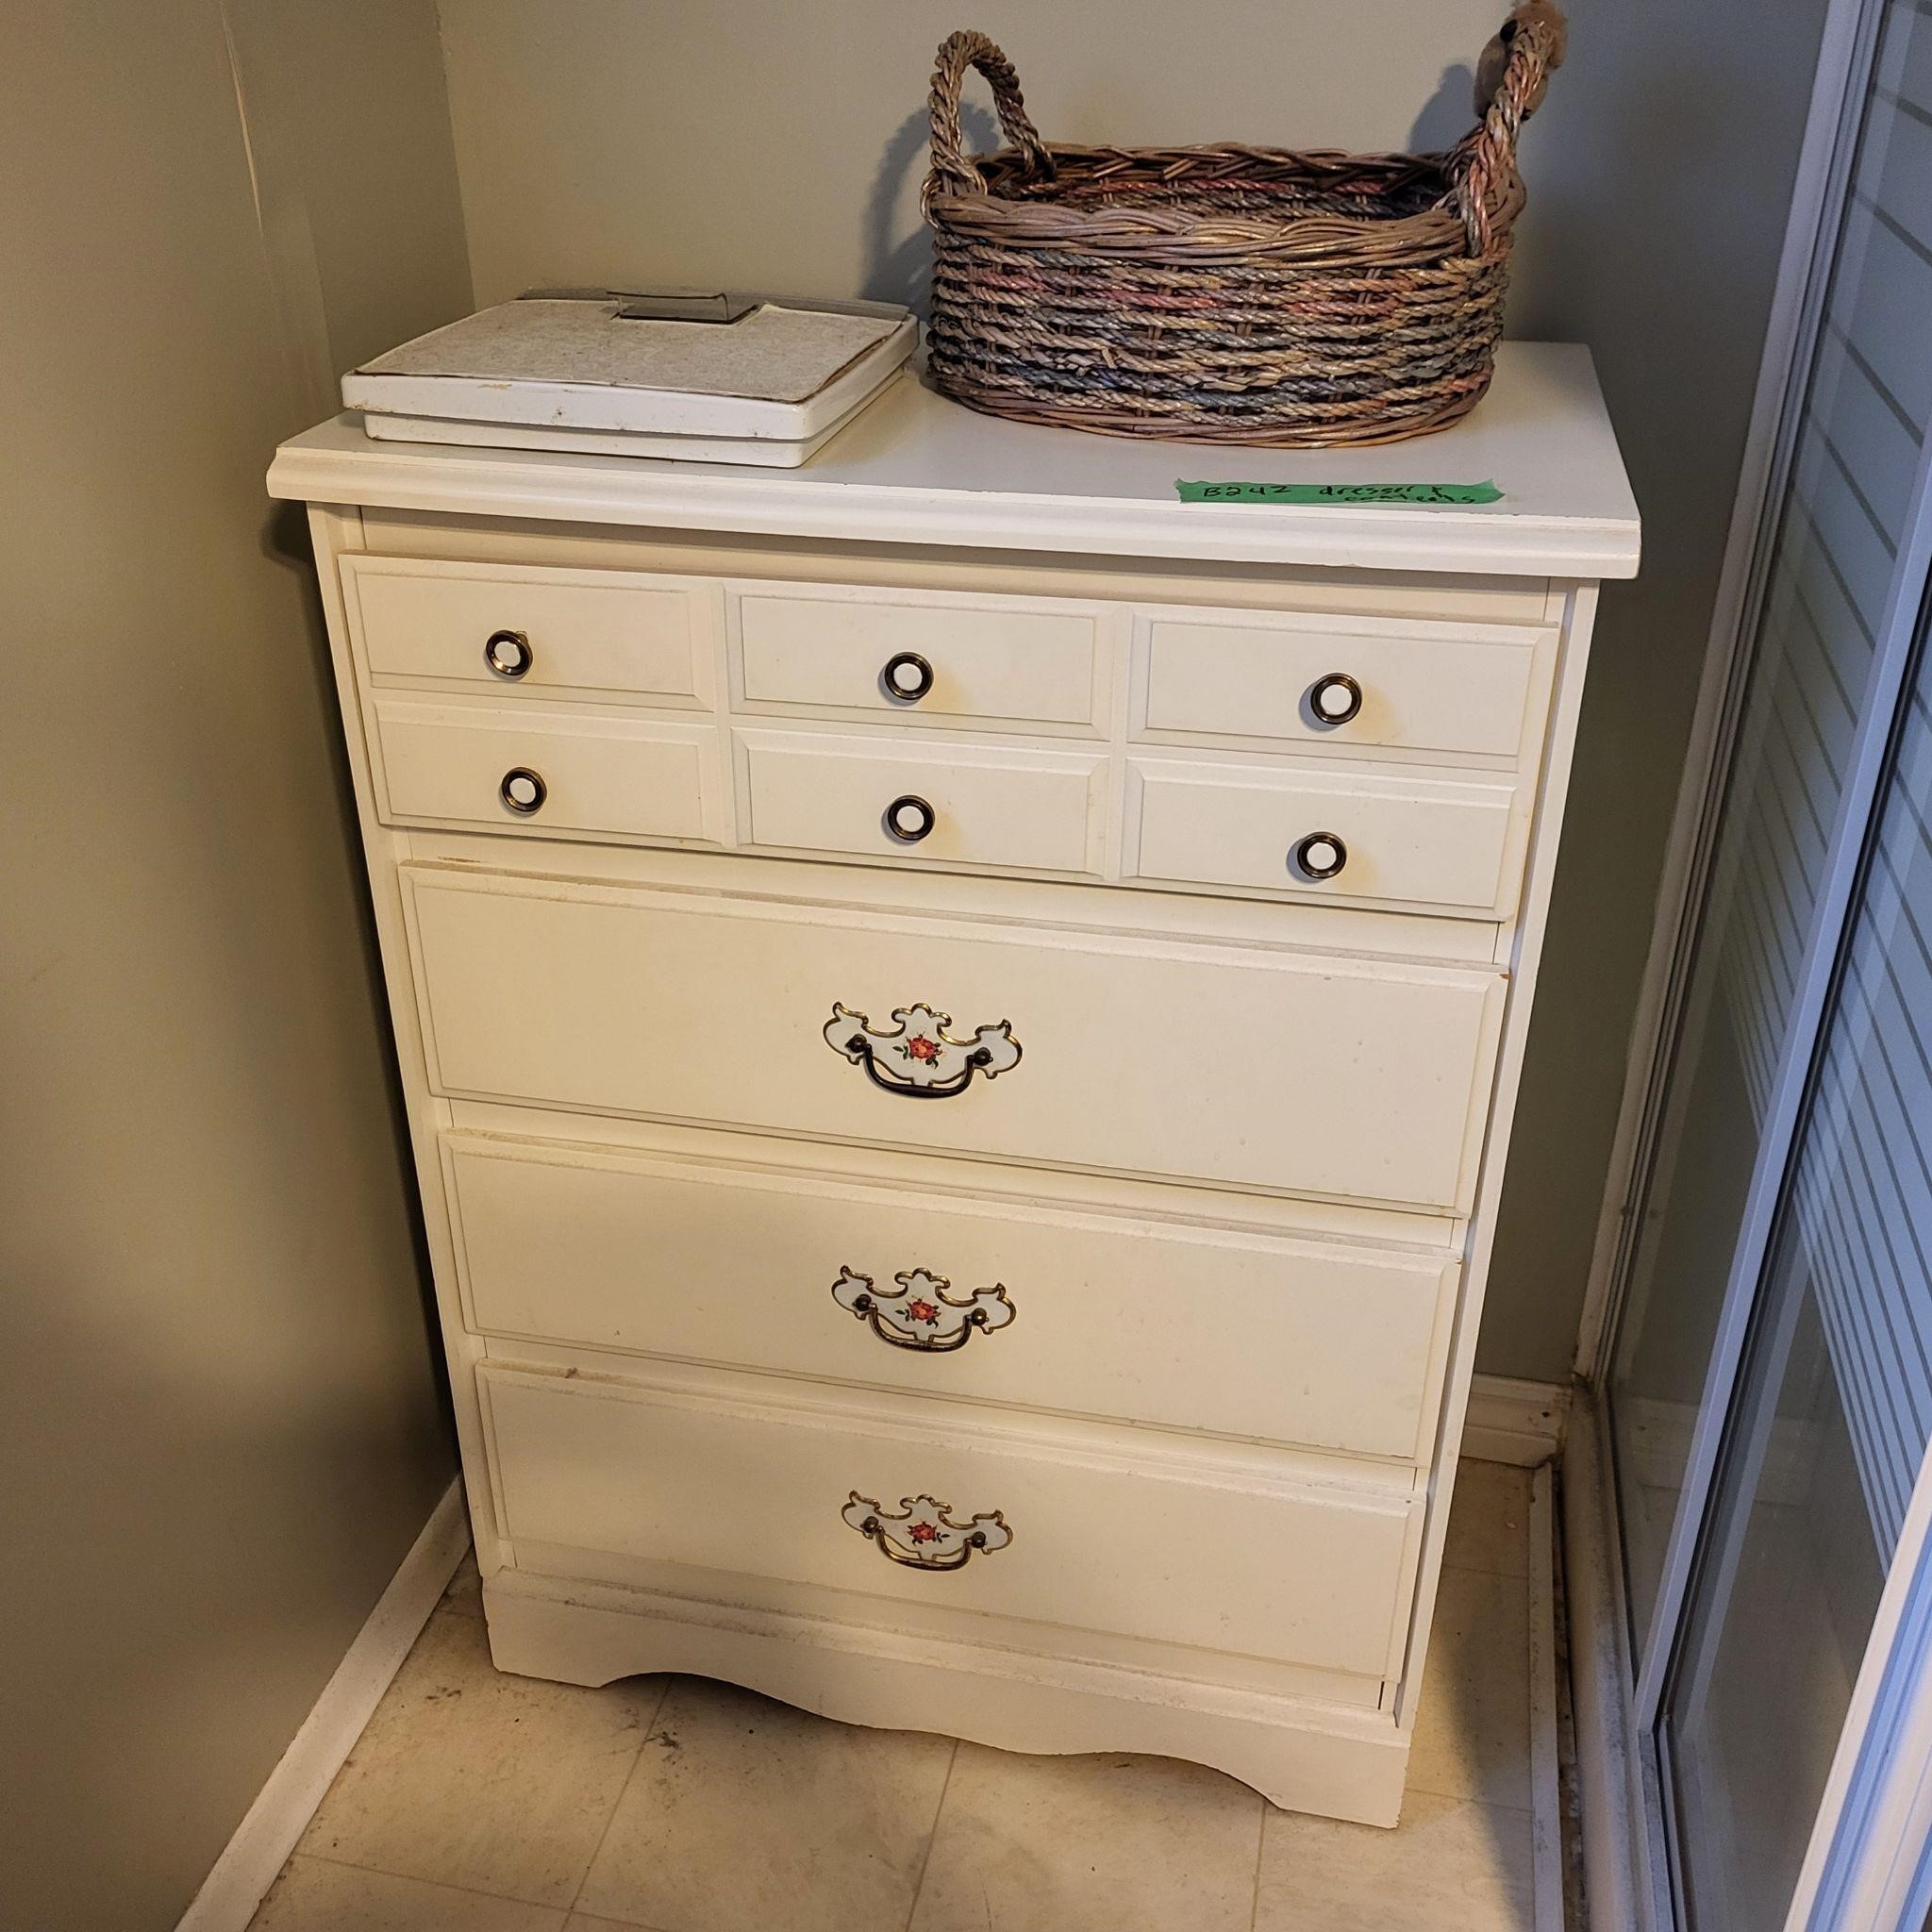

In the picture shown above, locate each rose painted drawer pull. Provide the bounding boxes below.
[832,1265,1016,1352]
[824,1001,1022,1099]
[842,1491,1013,1571]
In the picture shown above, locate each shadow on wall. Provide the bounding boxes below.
[1411,64,1477,151]
[258,498,453,1444]
[864,100,993,317]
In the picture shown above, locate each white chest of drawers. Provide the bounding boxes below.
[271,342,1637,1826]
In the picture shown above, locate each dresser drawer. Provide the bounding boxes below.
[447,1135,1455,1458]
[344,556,712,704]
[1135,609,1552,758]
[1126,758,1523,915]
[373,698,719,843]
[404,868,1507,1212]
[481,1363,1418,1676]
[737,729,1107,876]
[735,585,1105,731]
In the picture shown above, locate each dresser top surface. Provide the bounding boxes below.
[271,342,1638,580]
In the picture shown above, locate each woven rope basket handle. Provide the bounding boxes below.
[1455,1,1567,255]
[925,30,1055,212]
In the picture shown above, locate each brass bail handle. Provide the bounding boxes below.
[924,30,1056,212]
[1456,2,1568,257]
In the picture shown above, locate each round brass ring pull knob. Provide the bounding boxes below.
[1307,672,1361,725]
[499,766,547,815]
[485,629,533,678]
[881,651,935,702]
[884,793,936,843]
[1292,831,1348,880]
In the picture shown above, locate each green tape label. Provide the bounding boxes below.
[1175,479,1504,506]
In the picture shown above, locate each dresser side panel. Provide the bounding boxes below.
[308,506,508,1574]
[1391,579,1603,1734]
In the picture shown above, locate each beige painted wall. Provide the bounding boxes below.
[0,8,471,1928]
[435,0,1829,1379]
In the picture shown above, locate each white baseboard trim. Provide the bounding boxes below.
[1463,1374,1572,1467]
[175,1478,471,1932]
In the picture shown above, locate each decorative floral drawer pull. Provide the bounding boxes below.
[832,1265,1016,1352]
[824,1002,1022,1099]
[842,1491,1013,1570]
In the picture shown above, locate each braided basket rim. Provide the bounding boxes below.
[926,142,1527,266]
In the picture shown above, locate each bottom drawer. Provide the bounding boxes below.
[481,1362,1419,1679]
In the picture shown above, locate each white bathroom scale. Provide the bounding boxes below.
[343,291,917,468]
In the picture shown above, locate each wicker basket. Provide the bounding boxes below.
[923,5,1566,446]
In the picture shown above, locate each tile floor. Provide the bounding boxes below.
[251,1460,1540,1932]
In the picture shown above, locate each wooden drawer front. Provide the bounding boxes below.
[482,1365,1417,1675]
[738,730,1106,876]
[1138,611,1549,758]
[448,1137,1455,1458]
[406,870,1506,1212]
[345,556,710,703]
[736,587,1103,730]
[374,699,717,843]
[1127,759,1522,915]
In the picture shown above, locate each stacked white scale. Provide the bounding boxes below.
[343,291,916,468]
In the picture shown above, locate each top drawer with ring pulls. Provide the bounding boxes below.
[1132,608,1553,761]
[733,585,1110,734]
[343,554,1554,764]
[342,555,716,706]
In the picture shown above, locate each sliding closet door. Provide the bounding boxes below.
[1661,622,1932,1926]
[1606,0,1932,1672]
